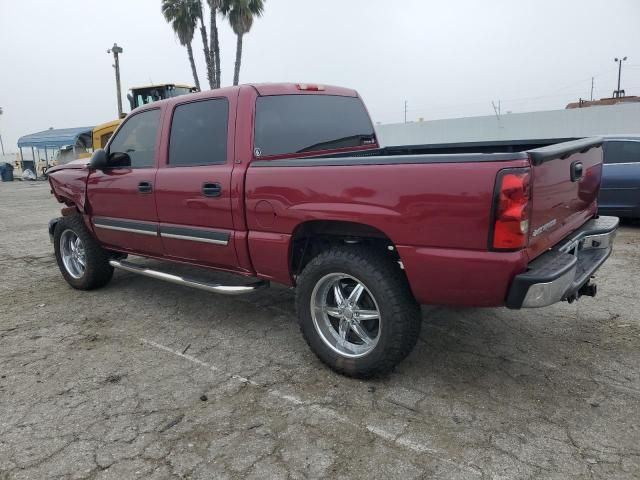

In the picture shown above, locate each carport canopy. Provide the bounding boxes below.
[17,126,94,150]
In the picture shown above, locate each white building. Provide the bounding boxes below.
[375,103,640,146]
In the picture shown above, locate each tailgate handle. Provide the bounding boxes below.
[570,161,583,182]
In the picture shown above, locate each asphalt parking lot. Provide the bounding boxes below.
[1,181,639,479]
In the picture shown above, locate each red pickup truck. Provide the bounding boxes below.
[47,83,618,377]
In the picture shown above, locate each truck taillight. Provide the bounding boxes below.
[490,168,531,250]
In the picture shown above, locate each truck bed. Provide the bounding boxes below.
[314,136,591,158]
[247,137,604,306]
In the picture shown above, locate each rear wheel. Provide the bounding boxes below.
[296,247,421,378]
[54,215,114,290]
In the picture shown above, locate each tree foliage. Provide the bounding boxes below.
[162,0,265,88]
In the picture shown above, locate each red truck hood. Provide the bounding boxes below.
[47,159,89,174]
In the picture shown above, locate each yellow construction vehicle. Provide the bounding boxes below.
[127,83,197,110]
[14,84,197,176]
[92,120,122,150]
[93,83,197,149]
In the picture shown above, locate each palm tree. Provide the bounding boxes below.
[162,0,202,91]
[221,0,264,86]
[195,1,215,89]
[208,0,222,88]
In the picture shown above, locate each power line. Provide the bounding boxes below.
[406,64,638,114]
[404,91,588,114]
[543,66,618,95]
[374,67,640,123]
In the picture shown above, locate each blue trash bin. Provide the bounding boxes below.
[0,163,14,182]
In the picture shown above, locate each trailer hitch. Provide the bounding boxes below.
[566,281,597,304]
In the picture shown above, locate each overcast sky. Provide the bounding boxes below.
[1,0,639,151]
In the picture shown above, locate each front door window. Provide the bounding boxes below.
[108,109,161,168]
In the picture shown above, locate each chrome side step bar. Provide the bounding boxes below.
[109,260,269,295]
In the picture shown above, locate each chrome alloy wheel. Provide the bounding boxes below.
[60,229,86,279]
[310,273,381,358]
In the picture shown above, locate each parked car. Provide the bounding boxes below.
[46,83,618,378]
[599,135,640,219]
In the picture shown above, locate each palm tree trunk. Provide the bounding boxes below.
[198,16,214,89]
[233,33,243,86]
[186,42,201,91]
[209,8,221,88]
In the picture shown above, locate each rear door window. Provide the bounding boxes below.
[254,95,375,157]
[604,140,640,164]
[169,98,229,166]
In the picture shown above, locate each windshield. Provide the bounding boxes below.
[168,86,195,97]
[129,86,195,109]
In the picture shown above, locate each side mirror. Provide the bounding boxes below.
[89,149,108,170]
[108,151,131,168]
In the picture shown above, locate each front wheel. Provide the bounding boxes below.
[53,215,114,290]
[295,247,421,378]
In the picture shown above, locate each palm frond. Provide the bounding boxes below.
[221,0,264,35]
[161,0,199,46]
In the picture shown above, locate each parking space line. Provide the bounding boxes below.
[141,338,258,385]
[140,337,482,476]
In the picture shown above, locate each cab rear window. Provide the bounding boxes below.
[254,95,375,157]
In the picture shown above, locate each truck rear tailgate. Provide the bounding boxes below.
[526,138,604,260]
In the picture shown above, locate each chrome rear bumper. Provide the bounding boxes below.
[506,216,619,308]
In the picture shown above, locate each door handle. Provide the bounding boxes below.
[138,181,153,193]
[202,182,222,197]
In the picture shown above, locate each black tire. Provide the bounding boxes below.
[53,215,114,290]
[295,246,421,378]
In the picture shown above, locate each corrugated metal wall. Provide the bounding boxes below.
[375,103,640,146]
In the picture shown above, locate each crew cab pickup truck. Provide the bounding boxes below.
[47,83,618,377]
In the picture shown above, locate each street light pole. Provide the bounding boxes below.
[107,43,124,117]
[614,56,627,98]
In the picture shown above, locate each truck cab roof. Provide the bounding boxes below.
[130,83,359,114]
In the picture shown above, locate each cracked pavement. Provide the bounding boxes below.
[1,181,639,479]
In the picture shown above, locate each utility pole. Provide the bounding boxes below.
[590,77,594,101]
[613,56,628,98]
[491,100,501,120]
[0,106,5,155]
[404,100,408,123]
[107,43,124,117]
